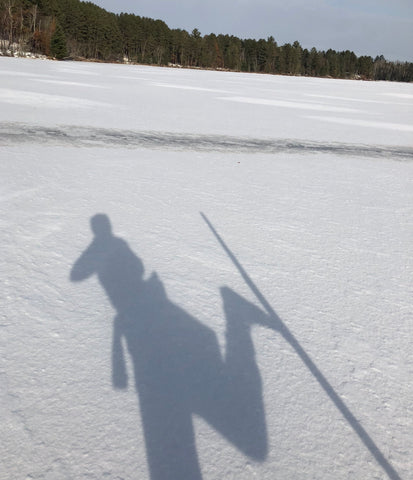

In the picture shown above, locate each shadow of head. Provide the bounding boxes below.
[91,213,112,238]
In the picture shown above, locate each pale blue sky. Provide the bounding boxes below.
[93,0,413,61]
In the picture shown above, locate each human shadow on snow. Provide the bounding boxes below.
[70,214,268,480]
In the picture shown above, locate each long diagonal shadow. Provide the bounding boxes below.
[201,212,401,480]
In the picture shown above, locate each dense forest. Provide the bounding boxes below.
[1,0,412,82]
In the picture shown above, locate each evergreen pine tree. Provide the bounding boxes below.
[50,22,67,59]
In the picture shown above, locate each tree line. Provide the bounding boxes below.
[1,0,412,82]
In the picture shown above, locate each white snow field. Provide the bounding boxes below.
[1,57,412,480]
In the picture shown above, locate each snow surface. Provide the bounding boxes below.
[1,57,412,480]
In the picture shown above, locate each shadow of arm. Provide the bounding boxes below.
[70,244,98,282]
[112,315,128,389]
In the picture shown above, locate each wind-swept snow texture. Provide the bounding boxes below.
[1,57,412,480]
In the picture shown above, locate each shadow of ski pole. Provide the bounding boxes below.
[201,212,401,480]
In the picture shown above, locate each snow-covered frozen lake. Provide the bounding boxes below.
[1,57,412,480]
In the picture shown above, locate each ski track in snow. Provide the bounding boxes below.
[305,115,413,133]
[219,95,363,113]
[0,87,112,108]
[1,122,412,160]
[1,57,412,480]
